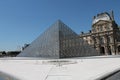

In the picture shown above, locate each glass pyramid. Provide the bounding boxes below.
[18,20,99,58]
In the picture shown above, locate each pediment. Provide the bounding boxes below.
[93,20,111,26]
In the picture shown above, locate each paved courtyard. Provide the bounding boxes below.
[0,56,120,80]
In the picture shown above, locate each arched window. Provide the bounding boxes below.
[100,37,104,44]
[108,36,111,43]
[99,25,103,31]
[94,38,97,44]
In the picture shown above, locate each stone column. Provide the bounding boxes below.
[104,46,109,55]
[111,45,115,55]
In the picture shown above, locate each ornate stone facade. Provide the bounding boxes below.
[80,11,120,55]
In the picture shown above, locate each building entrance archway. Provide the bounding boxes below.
[108,46,112,55]
[100,47,105,55]
[118,46,120,54]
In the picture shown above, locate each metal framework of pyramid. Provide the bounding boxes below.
[18,20,99,58]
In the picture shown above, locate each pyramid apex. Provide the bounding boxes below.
[56,19,64,24]
[57,19,62,21]
[52,19,65,27]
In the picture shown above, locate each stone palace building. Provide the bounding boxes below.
[80,11,120,55]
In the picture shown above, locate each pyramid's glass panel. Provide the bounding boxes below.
[18,20,99,58]
[18,21,60,58]
[58,21,98,58]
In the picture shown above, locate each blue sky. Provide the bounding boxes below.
[0,0,120,51]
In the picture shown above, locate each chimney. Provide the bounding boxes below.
[81,31,84,34]
[89,30,91,33]
[93,16,96,19]
[110,10,114,21]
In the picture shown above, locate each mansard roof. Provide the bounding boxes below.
[92,11,114,25]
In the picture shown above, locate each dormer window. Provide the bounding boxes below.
[99,25,103,31]
[107,26,110,30]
